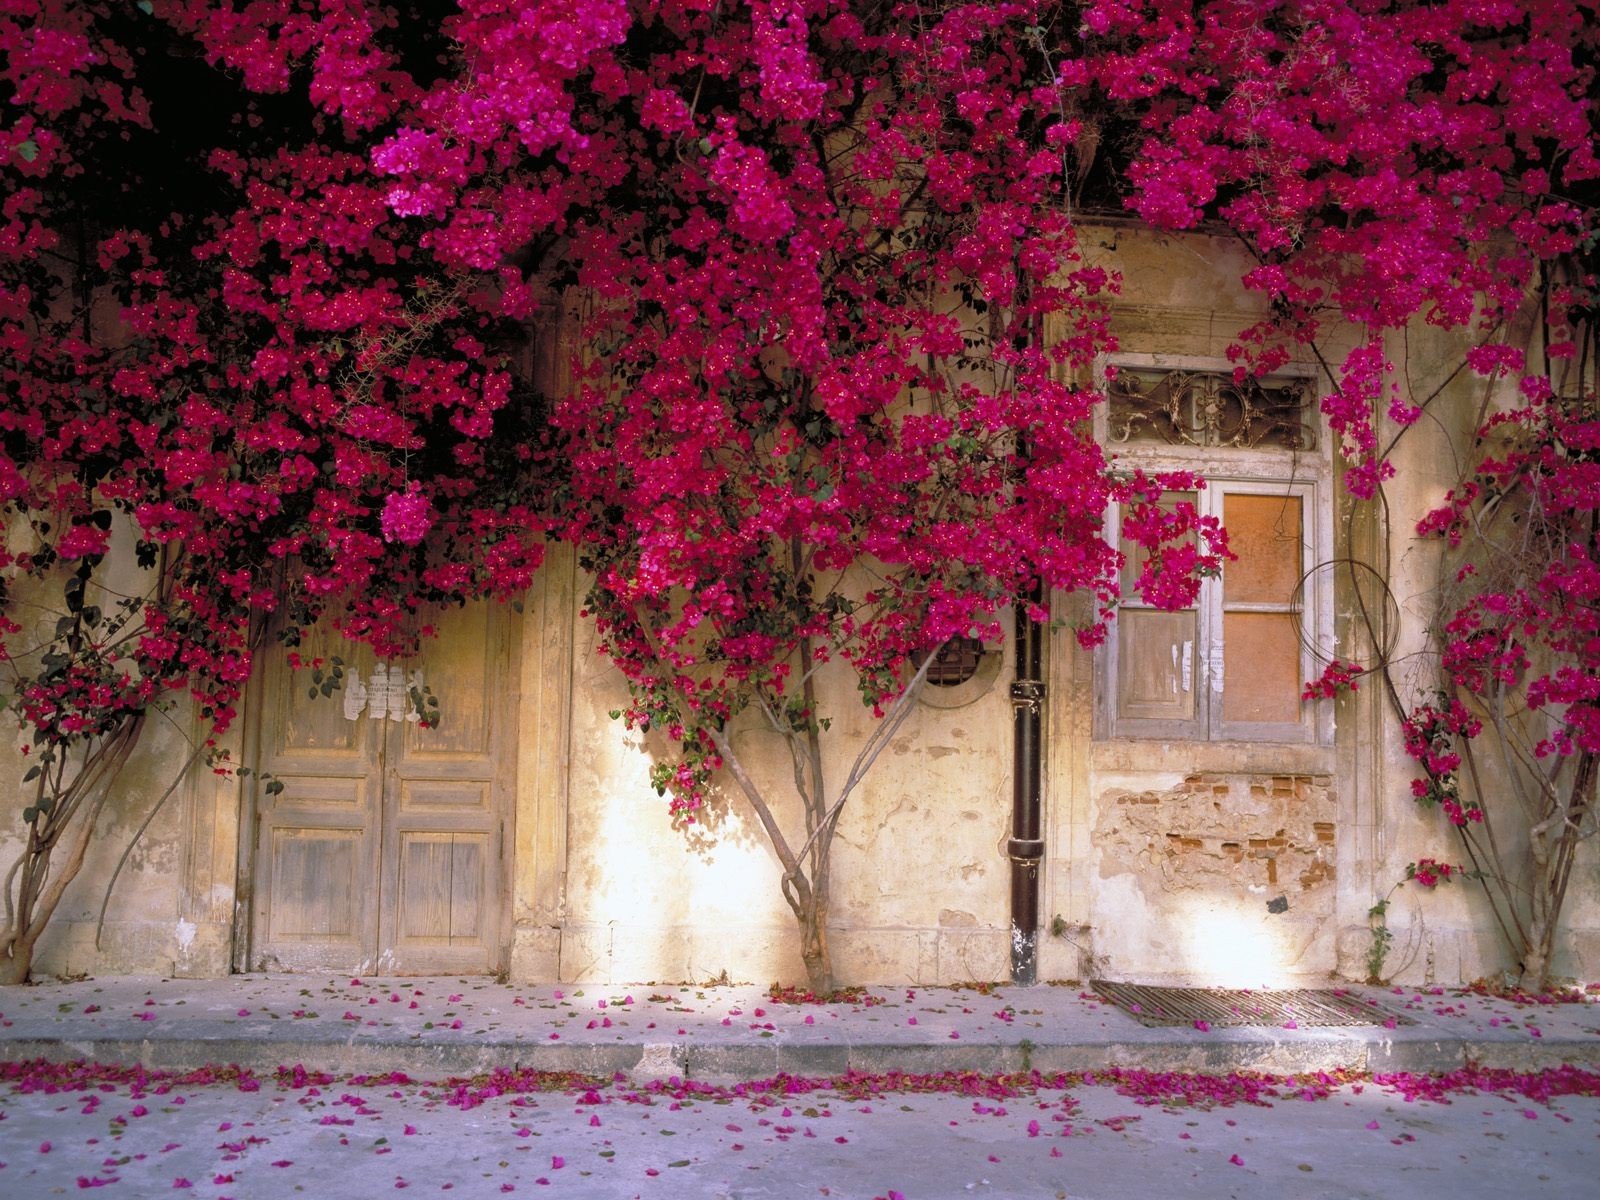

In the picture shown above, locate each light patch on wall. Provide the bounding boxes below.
[174,918,197,952]
[578,728,791,983]
[1090,773,1337,984]
[1168,895,1289,985]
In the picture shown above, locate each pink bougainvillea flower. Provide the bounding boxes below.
[380,484,434,546]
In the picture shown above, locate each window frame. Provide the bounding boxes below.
[1094,354,1335,747]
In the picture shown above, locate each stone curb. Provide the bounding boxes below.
[3,1031,1596,1081]
[4,977,1597,1084]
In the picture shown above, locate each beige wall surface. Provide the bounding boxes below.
[553,573,1016,987]
[6,227,1596,988]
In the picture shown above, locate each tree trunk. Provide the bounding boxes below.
[797,890,835,994]
[0,715,147,986]
[1518,752,1594,993]
[0,941,35,986]
[1520,939,1551,994]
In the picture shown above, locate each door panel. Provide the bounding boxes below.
[265,828,364,942]
[379,603,510,973]
[394,833,487,939]
[250,605,514,975]
[251,624,381,972]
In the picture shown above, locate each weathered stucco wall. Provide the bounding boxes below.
[1332,318,1600,986]
[0,519,244,981]
[7,227,1595,990]
[1030,226,1355,986]
[553,572,1015,986]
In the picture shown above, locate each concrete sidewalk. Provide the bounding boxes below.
[2,974,1597,1081]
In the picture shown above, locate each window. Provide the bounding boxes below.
[1097,359,1332,744]
[923,636,985,687]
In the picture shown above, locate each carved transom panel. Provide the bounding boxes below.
[1108,367,1315,451]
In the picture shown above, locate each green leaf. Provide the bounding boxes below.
[22,765,40,783]
[17,140,38,162]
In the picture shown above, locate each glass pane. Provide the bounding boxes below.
[1117,609,1198,722]
[1223,493,1303,605]
[1222,612,1301,724]
[1119,492,1198,596]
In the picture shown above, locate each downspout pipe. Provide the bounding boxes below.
[1009,582,1046,985]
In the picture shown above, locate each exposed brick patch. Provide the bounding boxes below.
[1096,773,1336,896]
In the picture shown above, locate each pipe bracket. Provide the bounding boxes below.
[1007,837,1044,862]
[1009,679,1045,714]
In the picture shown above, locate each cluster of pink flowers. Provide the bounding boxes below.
[379,483,435,547]
[1400,699,1490,827]
[1302,660,1364,702]
[1405,859,1463,889]
[1,3,1594,922]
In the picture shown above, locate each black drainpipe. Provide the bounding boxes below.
[1009,581,1046,984]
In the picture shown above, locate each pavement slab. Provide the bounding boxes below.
[1,975,1597,1080]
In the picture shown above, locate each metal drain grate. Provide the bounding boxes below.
[1091,981,1409,1028]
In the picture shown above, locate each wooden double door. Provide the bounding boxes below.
[247,605,516,975]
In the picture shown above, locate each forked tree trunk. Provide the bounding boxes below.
[1,808,103,986]
[706,647,931,994]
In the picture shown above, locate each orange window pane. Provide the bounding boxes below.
[1117,608,1198,722]
[1119,492,1198,596]
[1222,612,1302,724]
[1223,494,1303,605]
